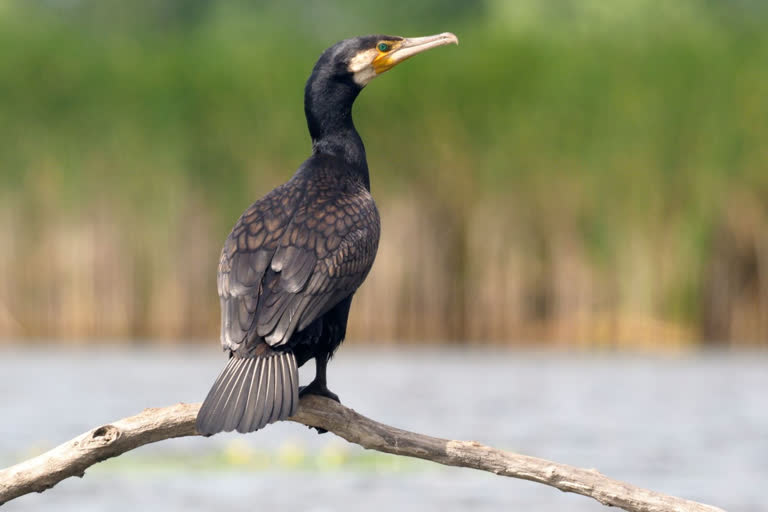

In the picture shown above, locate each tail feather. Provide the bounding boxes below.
[267,357,284,425]
[206,358,245,426]
[238,358,262,433]
[250,358,269,432]
[218,358,246,430]
[222,358,252,431]
[281,356,295,424]
[196,351,299,436]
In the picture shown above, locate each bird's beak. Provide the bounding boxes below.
[373,32,459,75]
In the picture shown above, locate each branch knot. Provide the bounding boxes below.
[87,425,120,446]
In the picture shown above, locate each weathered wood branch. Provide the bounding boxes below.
[0,397,724,512]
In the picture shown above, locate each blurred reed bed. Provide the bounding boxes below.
[0,0,766,346]
[1,189,766,347]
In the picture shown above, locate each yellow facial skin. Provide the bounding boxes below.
[372,40,405,74]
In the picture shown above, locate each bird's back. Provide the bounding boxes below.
[217,153,380,353]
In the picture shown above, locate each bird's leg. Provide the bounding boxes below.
[298,355,340,435]
[299,354,340,402]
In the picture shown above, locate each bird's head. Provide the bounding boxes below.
[316,32,459,87]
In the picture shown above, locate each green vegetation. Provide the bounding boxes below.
[0,0,766,345]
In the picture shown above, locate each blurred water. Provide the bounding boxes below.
[0,346,765,511]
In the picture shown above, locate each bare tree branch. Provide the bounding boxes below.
[0,397,724,512]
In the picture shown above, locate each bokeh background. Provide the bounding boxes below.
[1,1,767,511]
[1,0,767,348]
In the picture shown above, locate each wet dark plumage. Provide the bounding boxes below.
[196,32,457,436]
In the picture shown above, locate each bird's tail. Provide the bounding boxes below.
[196,350,299,435]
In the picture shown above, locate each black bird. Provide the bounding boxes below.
[196,32,459,435]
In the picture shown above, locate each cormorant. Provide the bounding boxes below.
[196,32,459,435]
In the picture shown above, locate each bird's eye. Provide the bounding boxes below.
[377,43,391,52]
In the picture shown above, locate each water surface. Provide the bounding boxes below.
[1,346,765,511]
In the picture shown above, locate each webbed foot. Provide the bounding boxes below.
[299,381,340,403]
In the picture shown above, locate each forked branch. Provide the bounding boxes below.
[0,397,724,512]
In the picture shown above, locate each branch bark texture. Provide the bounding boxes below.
[0,397,724,512]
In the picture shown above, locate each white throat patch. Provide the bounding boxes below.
[348,49,378,86]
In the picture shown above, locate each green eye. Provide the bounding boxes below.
[377,43,390,52]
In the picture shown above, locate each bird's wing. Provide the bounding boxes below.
[217,177,379,351]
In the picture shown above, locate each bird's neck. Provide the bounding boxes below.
[304,72,370,189]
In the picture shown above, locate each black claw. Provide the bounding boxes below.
[306,424,329,435]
